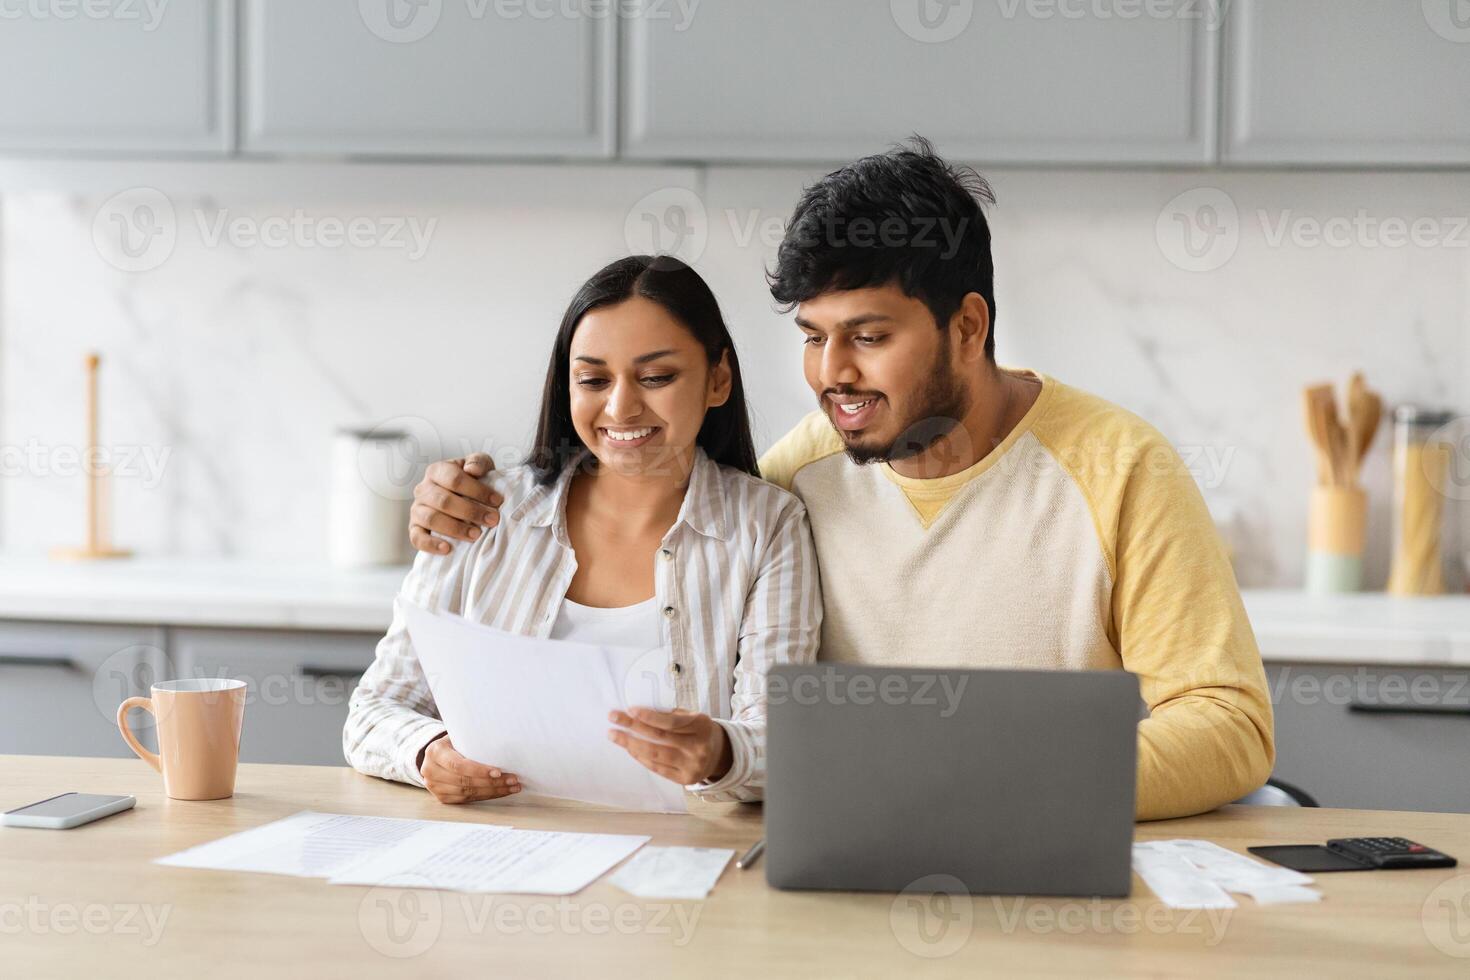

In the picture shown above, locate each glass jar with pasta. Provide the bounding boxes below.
[1387,407,1454,595]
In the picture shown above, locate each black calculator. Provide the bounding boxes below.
[1326,837,1457,869]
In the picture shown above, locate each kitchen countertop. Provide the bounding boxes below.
[3,559,1470,666]
[0,559,405,632]
[1242,589,1470,668]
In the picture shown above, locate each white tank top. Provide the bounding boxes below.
[549,595,662,650]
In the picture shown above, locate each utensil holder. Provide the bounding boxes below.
[1306,486,1366,593]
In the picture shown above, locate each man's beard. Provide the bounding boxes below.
[842,343,971,466]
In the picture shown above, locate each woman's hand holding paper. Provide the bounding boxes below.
[607,708,732,786]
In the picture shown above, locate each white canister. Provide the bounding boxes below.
[329,428,415,567]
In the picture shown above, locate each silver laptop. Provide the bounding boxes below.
[764,664,1138,896]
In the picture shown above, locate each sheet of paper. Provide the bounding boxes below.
[330,826,649,895]
[154,811,481,879]
[157,810,645,896]
[1134,840,1321,908]
[1131,844,1237,909]
[608,846,734,899]
[404,602,687,814]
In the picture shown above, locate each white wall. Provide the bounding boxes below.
[2,160,1467,587]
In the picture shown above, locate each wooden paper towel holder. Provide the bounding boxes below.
[52,353,132,561]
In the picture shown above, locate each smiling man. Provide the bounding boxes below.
[408,139,1274,821]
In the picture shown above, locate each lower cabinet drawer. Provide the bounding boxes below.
[1266,663,1470,813]
[170,628,379,766]
[0,621,167,758]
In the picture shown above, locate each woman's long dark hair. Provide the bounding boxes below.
[529,255,760,485]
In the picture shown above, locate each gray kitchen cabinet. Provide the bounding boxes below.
[170,627,378,766]
[0,622,167,758]
[1224,0,1470,165]
[1266,664,1470,813]
[0,0,233,154]
[240,0,616,158]
[622,0,1218,164]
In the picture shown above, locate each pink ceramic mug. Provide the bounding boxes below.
[117,678,247,801]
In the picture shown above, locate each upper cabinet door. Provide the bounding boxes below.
[622,0,1218,165]
[1225,0,1470,166]
[0,0,233,154]
[241,0,615,158]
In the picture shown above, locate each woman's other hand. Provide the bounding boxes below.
[607,708,732,785]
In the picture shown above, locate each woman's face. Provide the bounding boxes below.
[568,295,731,478]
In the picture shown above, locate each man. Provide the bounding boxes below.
[406,139,1274,821]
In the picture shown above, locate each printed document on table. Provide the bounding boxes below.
[403,602,687,814]
[329,826,650,895]
[156,811,648,895]
[154,811,484,879]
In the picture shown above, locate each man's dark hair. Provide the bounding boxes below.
[767,136,998,360]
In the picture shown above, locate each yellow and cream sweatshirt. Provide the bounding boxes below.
[758,369,1275,821]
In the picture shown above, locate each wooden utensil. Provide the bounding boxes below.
[1345,372,1382,482]
[1324,394,1351,486]
[1305,377,1383,488]
[1303,384,1334,485]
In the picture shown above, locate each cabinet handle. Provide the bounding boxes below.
[298,664,365,680]
[0,654,78,669]
[1348,701,1470,717]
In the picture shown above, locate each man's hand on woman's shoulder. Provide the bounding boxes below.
[410,453,505,554]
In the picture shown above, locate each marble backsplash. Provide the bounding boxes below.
[2,161,1467,589]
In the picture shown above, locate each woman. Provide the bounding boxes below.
[344,255,821,804]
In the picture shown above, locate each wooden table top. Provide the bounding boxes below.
[4,754,1470,978]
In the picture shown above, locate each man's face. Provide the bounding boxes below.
[796,285,970,464]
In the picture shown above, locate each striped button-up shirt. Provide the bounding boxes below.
[344,449,822,803]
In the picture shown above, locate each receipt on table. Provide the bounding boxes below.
[608,846,735,899]
[1131,843,1237,909]
[1247,885,1323,906]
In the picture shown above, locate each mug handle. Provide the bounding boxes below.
[117,697,161,772]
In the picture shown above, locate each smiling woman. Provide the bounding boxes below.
[344,255,821,807]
